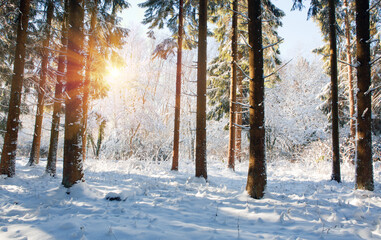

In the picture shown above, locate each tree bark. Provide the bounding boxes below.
[329,0,341,182]
[62,0,85,188]
[343,0,355,141]
[82,0,98,161]
[195,0,207,179]
[28,0,54,166]
[46,0,69,176]
[246,0,266,199]
[355,0,373,191]
[235,52,243,163]
[172,0,184,171]
[0,0,31,177]
[228,0,238,170]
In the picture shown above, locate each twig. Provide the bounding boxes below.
[264,58,293,79]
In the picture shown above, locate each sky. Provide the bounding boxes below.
[121,0,324,61]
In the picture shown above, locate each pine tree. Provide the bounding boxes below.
[328,0,341,182]
[139,0,199,170]
[0,0,31,177]
[195,0,208,179]
[172,0,184,171]
[246,0,266,199]
[82,0,98,161]
[46,0,69,176]
[28,0,54,166]
[343,0,356,141]
[355,0,373,191]
[227,0,238,170]
[62,0,85,188]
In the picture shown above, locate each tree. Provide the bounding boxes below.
[246,0,266,199]
[235,52,244,162]
[343,0,355,140]
[0,0,31,177]
[82,0,129,160]
[28,0,54,166]
[139,0,198,170]
[46,0,69,176]
[355,0,373,191]
[82,0,98,161]
[172,0,184,171]
[62,0,85,188]
[328,0,341,182]
[227,0,238,170]
[195,0,208,179]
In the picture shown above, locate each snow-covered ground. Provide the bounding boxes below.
[0,157,380,240]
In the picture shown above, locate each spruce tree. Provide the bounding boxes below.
[46,0,69,176]
[328,0,341,182]
[28,0,55,166]
[0,0,31,177]
[227,0,238,170]
[172,0,184,171]
[62,0,85,188]
[195,0,208,179]
[355,0,374,191]
[246,0,266,199]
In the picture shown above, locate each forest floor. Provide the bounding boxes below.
[0,157,380,240]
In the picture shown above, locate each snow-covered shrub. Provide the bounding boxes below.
[266,57,329,158]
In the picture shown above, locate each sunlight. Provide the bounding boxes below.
[105,65,122,86]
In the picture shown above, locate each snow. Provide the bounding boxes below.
[0,157,380,239]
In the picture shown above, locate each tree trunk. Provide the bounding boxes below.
[228,0,238,170]
[235,52,243,163]
[195,0,207,179]
[0,0,31,177]
[355,0,373,191]
[95,119,106,158]
[46,0,69,176]
[82,0,98,161]
[62,0,85,188]
[172,0,184,171]
[28,0,54,166]
[343,0,355,141]
[329,0,341,182]
[246,0,266,199]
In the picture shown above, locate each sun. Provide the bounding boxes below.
[105,65,121,86]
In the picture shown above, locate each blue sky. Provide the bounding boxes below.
[121,0,324,60]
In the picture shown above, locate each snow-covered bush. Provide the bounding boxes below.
[266,57,329,158]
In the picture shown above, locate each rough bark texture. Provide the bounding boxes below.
[46,0,69,176]
[329,0,341,182]
[195,0,207,179]
[28,0,54,166]
[82,0,98,161]
[172,0,184,171]
[0,0,31,177]
[235,52,243,163]
[62,0,85,188]
[227,0,238,170]
[343,0,355,141]
[355,0,373,191]
[246,0,266,199]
